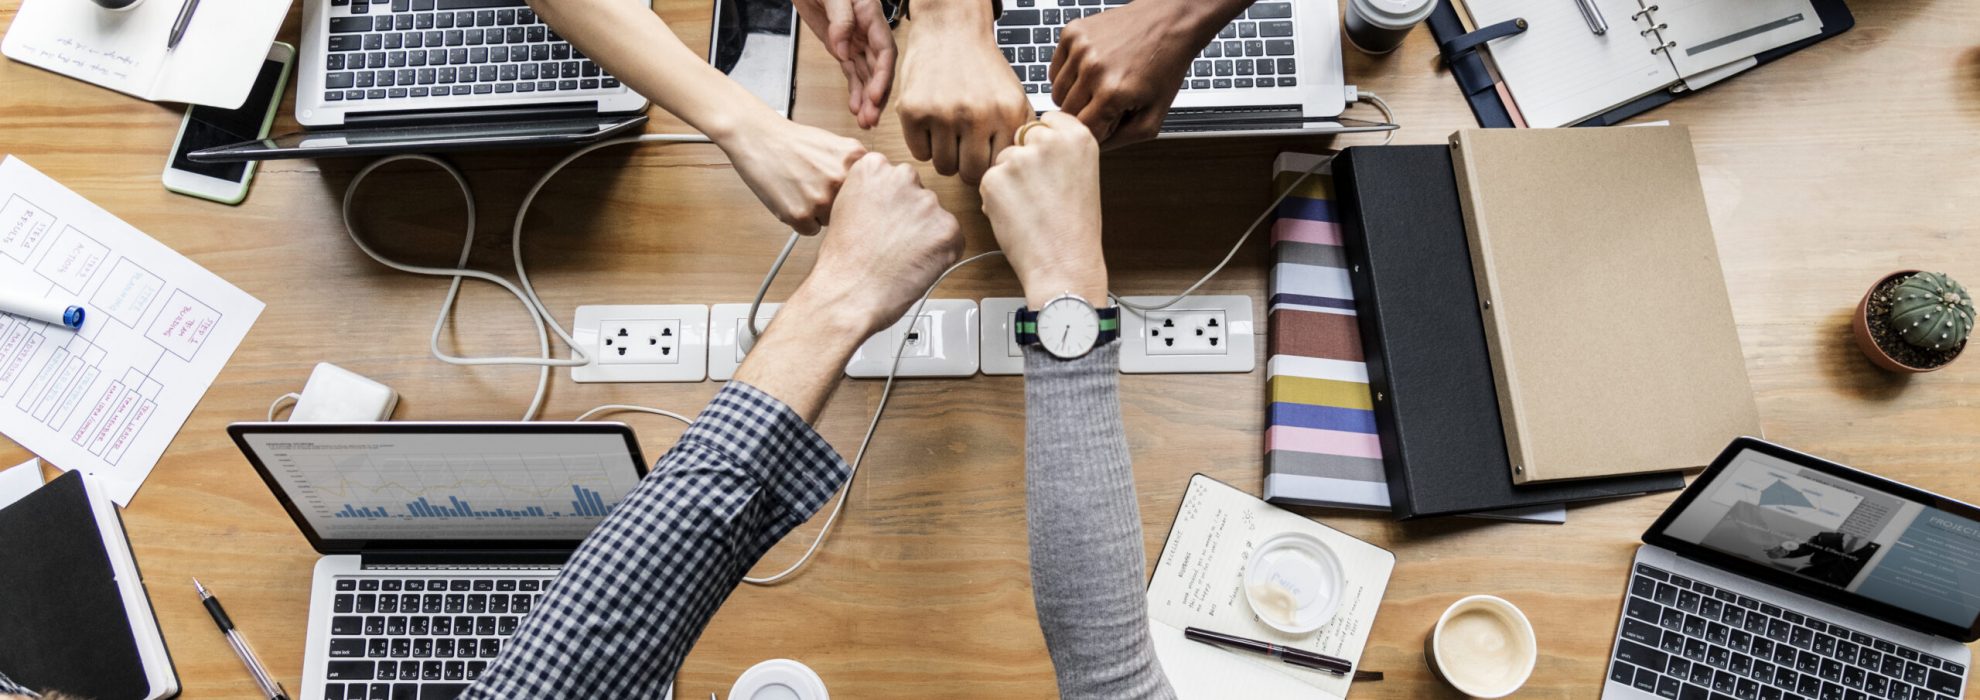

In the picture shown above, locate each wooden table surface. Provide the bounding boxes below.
[2,0,1976,697]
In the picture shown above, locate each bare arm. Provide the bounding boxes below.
[528,0,867,234]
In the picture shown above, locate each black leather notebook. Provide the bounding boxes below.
[1332,145,1687,519]
[0,470,176,699]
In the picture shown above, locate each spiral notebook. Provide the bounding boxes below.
[1458,0,1825,127]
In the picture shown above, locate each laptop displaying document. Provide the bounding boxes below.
[1603,438,1975,700]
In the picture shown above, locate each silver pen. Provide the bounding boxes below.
[194,578,290,700]
[1575,0,1608,34]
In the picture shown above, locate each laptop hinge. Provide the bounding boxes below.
[1163,105,1305,122]
[344,102,602,128]
[361,550,571,569]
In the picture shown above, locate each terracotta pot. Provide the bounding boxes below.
[1852,269,1962,373]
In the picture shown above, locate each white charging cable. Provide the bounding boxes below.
[340,133,713,421]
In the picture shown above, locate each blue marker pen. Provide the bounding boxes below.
[0,288,85,330]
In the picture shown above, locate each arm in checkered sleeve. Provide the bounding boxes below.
[461,152,963,698]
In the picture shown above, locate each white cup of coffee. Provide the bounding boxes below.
[92,0,144,10]
[1425,595,1537,698]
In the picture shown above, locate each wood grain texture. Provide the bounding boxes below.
[1,0,1976,697]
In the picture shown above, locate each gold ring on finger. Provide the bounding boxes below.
[1014,120,1046,146]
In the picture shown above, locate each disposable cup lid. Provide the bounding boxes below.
[1244,531,1345,634]
[1354,0,1435,27]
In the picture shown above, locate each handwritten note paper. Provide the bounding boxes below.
[2,0,293,108]
[0,157,262,505]
[1148,475,1396,699]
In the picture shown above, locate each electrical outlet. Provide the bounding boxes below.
[571,304,709,383]
[707,302,781,381]
[1117,295,1256,374]
[1146,309,1227,356]
[845,299,980,378]
[979,297,1027,376]
[599,319,682,364]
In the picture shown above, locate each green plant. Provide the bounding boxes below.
[1888,272,1974,351]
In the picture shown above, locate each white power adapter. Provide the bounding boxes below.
[288,363,399,422]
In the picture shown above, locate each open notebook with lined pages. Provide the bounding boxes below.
[1261,153,1563,524]
[1459,0,1821,127]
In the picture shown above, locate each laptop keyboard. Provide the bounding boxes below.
[1611,564,1968,700]
[996,0,1298,97]
[318,575,551,700]
[319,0,623,103]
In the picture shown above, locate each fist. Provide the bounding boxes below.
[895,17,1034,185]
[808,153,966,335]
[979,112,1107,307]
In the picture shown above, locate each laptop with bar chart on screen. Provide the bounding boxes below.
[227,422,652,700]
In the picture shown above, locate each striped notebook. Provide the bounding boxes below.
[1260,153,1564,523]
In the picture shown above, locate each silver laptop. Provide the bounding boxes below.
[1606,438,1975,700]
[190,0,652,162]
[230,422,651,700]
[999,0,1391,138]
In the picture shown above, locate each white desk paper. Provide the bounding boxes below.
[0,156,262,504]
[1148,475,1396,699]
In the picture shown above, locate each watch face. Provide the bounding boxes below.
[1037,297,1101,359]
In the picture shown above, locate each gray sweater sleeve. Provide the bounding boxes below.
[1024,343,1178,700]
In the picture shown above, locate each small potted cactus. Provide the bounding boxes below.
[1852,270,1973,373]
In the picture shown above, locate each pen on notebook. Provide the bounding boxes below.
[194,578,291,700]
[165,0,202,50]
[0,286,84,330]
[1183,626,1367,677]
[1574,0,1608,34]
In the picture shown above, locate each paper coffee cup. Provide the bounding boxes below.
[1425,595,1537,698]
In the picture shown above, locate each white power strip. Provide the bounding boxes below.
[596,295,1255,381]
[1115,295,1257,374]
[844,299,979,378]
[569,305,710,383]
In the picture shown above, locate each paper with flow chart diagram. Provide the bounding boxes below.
[0,156,262,505]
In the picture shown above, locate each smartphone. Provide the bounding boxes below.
[709,0,799,117]
[163,42,294,205]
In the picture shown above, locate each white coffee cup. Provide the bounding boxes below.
[1425,595,1537,698]
[92,0,144,10]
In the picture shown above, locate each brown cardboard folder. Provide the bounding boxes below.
[1448,126,1762,484]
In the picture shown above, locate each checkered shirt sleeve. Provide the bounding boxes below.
[0,670,35,697]
[461,381,850,699]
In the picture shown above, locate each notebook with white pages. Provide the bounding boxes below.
[1148,475,1395,699]
[1462,0,1821,127]
[2,0,292,108]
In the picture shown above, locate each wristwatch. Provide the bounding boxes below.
[1016,293,1120,359]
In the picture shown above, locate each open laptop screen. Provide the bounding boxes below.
[1650,440,1980,641]
[232,423,647,551]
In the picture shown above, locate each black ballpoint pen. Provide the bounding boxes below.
[165,0,202,51]
[1184,626,1364,676]
[194,578,291,700]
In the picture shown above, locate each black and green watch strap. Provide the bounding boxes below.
[1014,306,1120,346]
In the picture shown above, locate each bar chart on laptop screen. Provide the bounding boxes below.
[243,432,645,540]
